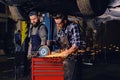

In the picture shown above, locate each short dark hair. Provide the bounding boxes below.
[28,11,38,16]
[53,13,67,20]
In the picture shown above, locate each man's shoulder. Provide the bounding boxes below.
[38,23,45,27]
[67,21,78,28]
[38,23,46,29]
[38,23,48,33]
[70,21,78,26]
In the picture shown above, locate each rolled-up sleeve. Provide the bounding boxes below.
[70,24,81,48]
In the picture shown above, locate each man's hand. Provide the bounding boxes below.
[27,54,32,60]
[46,50,69,58]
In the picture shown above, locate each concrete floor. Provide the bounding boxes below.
[1,54,120,80]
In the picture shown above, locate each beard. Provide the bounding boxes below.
[32,21,40,27]
[56,22,65,29]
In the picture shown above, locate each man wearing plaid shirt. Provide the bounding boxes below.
[47,13,83,80]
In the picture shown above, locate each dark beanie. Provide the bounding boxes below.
[53,13,67,20]
[28,11,38,16]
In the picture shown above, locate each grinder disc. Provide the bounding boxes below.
[38,45,50,57]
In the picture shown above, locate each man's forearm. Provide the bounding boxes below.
[66,44,78,55]
[28,43,32,55]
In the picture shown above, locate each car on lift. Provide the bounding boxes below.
[1,0,120,21]
[0,0,110,20]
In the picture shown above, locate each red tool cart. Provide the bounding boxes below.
[31,57,64,80]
